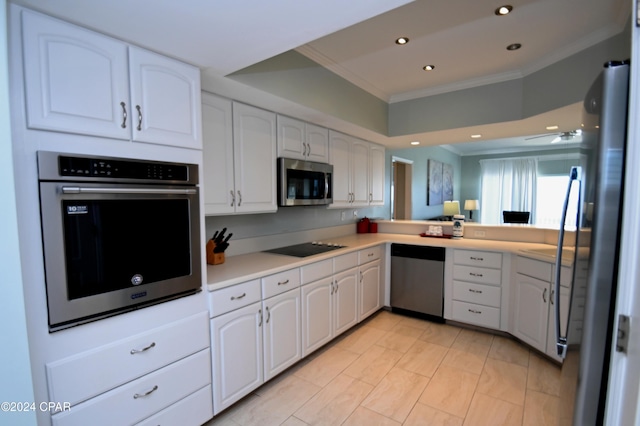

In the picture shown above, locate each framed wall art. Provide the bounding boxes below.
[427,159,442,205]
[427,159,454,205]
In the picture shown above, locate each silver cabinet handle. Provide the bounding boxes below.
[330,282,334,295]
[130,342,156,354]
[133,385,158,399]
[120,102,127,128]
[369,193,372,202]
[306,143,311,157]
[136,105,143,131]
[468,309,482,314]
[470,256,484,261]
[230,293,246,300]
[469,289,483,294]
[303,143,308,156]
[230,190,235,207]
[550,289,555,305]
[265,306,270,323]
[258,309,263,327]
[469,272,483,278]
[543,288,548,303]
[335,282,339,293]
[237,190,242,206]
[278,279,290,286]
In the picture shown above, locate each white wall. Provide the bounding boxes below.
[0,1,37,424]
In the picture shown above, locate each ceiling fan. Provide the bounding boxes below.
[525,129,582,143]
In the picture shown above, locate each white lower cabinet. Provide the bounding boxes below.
[512,255,573,360]
[211,301,263,414]
[513,272,550,349]
[301,276,334,357]
[263,288,302,381]
[47,312,212,426]
[52,349,211,426]
[358,246,382,321]
[449,249,503,330]
[334,267,360,336]
[209,269,301,414]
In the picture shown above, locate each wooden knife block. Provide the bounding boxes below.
[206,240,225,265]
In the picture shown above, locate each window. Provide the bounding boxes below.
[535,175,579,228]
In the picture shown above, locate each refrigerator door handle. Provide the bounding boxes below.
[555,166,581,358]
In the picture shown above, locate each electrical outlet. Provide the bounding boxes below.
[341,211,346,221]
[474,230,486,237]
[353,210,358,218]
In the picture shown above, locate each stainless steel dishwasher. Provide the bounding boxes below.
[390,243,445,321]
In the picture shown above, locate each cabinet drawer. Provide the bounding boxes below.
[334,251,359,273]
[452,301,500,329]
[46,312,209,406]
[454,250,502,269]
[359,246,381,264]
[135,385,213,426]
[52,349,211,426]
[453,265,501,286]
[517,256,552,282]
[209,279,261,317]
[262,268,300,298]
[452,281,501,308]
[301,259,333,284]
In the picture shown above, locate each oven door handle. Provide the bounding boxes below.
[62,186,197,195]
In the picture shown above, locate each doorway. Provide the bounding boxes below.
[391,156,413,220]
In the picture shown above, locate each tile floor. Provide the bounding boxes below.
[204,310,562,426]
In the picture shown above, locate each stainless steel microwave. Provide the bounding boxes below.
[277,157,333,206]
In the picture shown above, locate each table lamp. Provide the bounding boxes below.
[464,199,480,221]
[443,200,460,219]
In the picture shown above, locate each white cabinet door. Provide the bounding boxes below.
[211,302,263,414]
[263,289,302,381]
[369,144,385,206]
[546,285,569,362]
[513,273,550,351]
[202,93,235,215]
[305,123,329,163]
[329,131,353,207]
[21,9,130,140]
[301,277,333,357]
[129,47,201,149]
[359,260,381,321]
[232,103,277,213]
[277,115,306,159]
[334,267,359,336]
[351,138,370,206]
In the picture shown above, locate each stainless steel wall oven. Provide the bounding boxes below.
[37,151,202,332]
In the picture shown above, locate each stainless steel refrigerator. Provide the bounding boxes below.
[555,61,629,425]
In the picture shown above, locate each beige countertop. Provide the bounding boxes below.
[206,233,566,291]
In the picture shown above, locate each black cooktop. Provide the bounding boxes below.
[264,242,346,258]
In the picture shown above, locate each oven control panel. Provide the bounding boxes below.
[58,156,189,181]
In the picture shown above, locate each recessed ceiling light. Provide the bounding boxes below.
[495,5,513,16]
[395,37,410,45]
[410,141,420,145]
[506,43,522,51]
[471,134,482,139]
[546,125,559,130]
[423,65,435,71]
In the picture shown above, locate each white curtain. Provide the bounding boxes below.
[479,157,538,224]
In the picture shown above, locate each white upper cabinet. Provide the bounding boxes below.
[128,47,201,149]
[202,97,278,215]
[277,115,329,162]
[329,130,385,208]
[21,8,201,149]
[232,103,277,213]
[202,93,235,215]
[369,144,385,206]
[22,9,130,140]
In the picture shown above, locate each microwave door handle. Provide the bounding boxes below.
[554,166,581,358]
[62,186,197,195]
